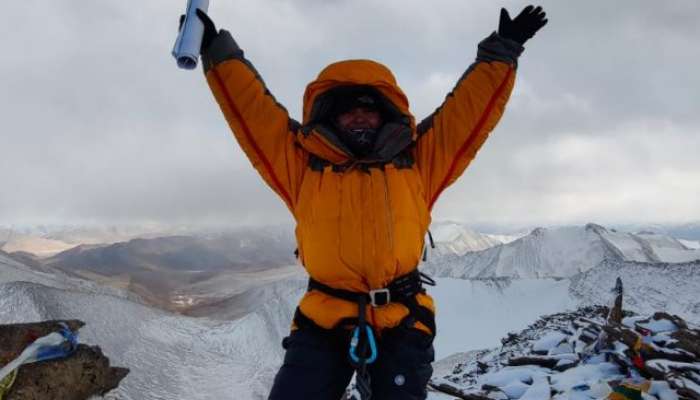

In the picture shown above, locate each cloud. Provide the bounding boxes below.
[1,0,698,227]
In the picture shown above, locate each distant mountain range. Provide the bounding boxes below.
[423,223,700,279]
[612,221,700,240]
[2,227,298,313]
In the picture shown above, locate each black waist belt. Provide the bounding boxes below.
[307,269,436,308]
[304,269,437,338]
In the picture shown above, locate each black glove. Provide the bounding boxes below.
[178,9,217,54]
[498,5,548,45]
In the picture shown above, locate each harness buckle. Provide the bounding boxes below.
[369,288,390,307]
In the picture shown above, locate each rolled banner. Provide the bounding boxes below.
[172,0,211,70]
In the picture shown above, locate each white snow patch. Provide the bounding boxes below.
[637,318,679,333]
[679,239,700,250]
[532,331,567,353]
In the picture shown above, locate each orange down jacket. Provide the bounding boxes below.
[202,31,523,335]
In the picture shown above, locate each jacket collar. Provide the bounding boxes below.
[297,121,414,165]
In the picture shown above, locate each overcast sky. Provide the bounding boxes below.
[1,0,698,229]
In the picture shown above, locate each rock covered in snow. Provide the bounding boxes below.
[430,307,700,400]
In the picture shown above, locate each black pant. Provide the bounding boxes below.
[268,324,434,400]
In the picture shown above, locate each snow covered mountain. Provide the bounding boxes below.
[423,223,700,279]
[571,258,700,323]
[429,221,519,257]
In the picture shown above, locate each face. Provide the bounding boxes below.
[335,107,382,132]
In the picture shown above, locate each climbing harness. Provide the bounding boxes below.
[293,231,437,399]
[302,268,436,399]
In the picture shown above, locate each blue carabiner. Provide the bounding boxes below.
[349,326,378,365]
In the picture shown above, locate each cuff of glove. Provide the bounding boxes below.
[202,30,244,74]
[477,31,525,67]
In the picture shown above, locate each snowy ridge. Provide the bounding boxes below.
[570,258,700,324]
[0,251,131,300]
[424,224,610,279]
[599,229,700,263]
[429,222,508,256]
[424,224,700,280]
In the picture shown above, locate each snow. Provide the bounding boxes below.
[649,381,680,400]
[601,230,700,263]
[532,331,567,353]
[426,224,700,281]
[519,376,551,400]
[431,278,575,359]
[429,221,504,256]
[426,392,460,399]
[570,258,700,324]
[425,224,612,279]
[480,365,548,387]
[637,318,679,333]
[653,247,700,263]
[551,362,622,393]
[430,305,700,400]
[484,233,523,245]
[549,341,574,356]
[680,239,700,250]
[646,359,700,374]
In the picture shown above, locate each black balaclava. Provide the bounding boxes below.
[329,87,385,158]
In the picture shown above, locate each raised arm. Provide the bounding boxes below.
[197,11,306,213]
[414,6,547,210]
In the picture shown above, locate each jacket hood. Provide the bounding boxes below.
[298,60,417,164]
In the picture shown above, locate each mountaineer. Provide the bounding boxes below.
[189,5,547,399]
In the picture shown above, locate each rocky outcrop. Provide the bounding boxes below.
[0,320,128,400]
[429,307,700,399]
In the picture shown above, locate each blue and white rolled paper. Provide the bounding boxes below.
[172,0,211,70]
[0,323,78,382]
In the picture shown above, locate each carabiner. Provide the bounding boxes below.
[349,326,378,365]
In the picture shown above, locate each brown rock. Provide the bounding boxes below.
[0,320,128,400]
[651,312,688,330]
[428,382,490,399]
[508,356,559,369]
[670,329,700,359]
[607,277,624,325]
